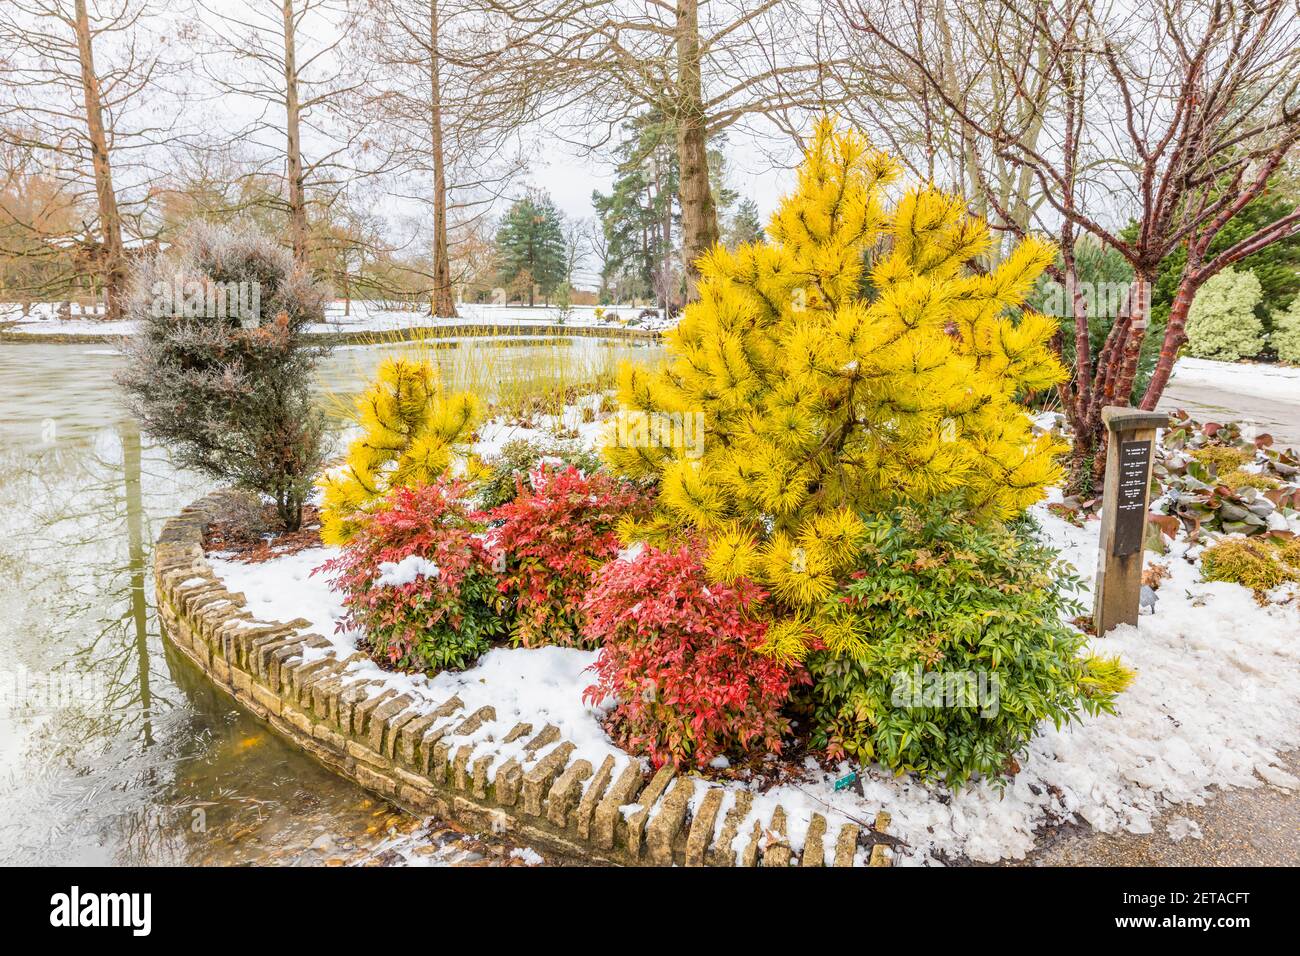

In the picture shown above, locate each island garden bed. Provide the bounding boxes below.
[157,395,1300,866]
[140,124,1300,867]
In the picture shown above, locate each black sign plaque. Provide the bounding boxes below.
[1112,439,1153,557]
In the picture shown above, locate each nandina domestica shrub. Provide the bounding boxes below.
[476,436,603,510]
[581,545,807,770]
[488,464,651,648]
[808,500,1133,787]
[316,479,504,673]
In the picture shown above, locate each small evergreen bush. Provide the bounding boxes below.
[1185,268,1265,361]
[119,223,329,530]
[582,544,808,770]
[1273,298,1300,364]
[317,480,505,673]
[808,501,1132,787]
[603,119,1067,664]
[488,464,651,648]
[318,356,479,544]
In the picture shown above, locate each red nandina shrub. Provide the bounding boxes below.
[488,464,651,648]
[581,544,807,770]
[315,479,504,673]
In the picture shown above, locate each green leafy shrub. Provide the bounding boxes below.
[808,501,1132,788]
[477,437,603,510]
[1185,268,1265,361]
[1273,298,1300,364]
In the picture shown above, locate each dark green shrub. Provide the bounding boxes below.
[118,224,329,529]
[809,501,1132,788]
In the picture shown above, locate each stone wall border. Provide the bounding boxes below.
[155,491,894,867]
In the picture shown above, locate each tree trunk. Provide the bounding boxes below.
[675,0,717,300]
[1140,270,1200,411]
[1111,273,1151,407]
[342,255,351,316]
[658,149,672,315]
[429,0,457,317]
[73,0,126,321]
[281,0,309,268]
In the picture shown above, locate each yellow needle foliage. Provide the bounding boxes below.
[318,356,480,544]
[603,119,1068,653]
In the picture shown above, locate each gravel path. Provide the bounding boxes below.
[1017,752,1299,866]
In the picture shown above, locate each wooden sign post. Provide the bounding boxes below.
[1093,406,1170,636]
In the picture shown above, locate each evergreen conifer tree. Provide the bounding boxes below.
[725,198,764,248]
[318,356,479,544]
[495,191,567,306]
[593,114,679,304]
[603,119,1068,660]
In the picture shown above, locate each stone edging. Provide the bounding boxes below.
[155,491,895,867]
[2,323,663,346]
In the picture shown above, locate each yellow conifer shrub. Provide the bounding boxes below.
[318,356,480,544]
[604,119,1068,656]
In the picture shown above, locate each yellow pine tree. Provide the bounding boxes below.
[603,119,1068,660]
[318,356,480,544]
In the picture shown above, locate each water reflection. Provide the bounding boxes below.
[0,336,662,864]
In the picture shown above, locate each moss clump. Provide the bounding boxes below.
[1191,446,1253,473]
[1201,538,1298,598]
[1220,469,1281,490]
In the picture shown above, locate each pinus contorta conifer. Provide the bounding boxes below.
[318,356,479,544]
[603,119,1069,661]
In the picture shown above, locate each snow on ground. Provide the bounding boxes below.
[1,300,676,336]
[1169,356,1300,403]
[210,541,638,799]
[471,393,609,458]
[207,486,1300,865]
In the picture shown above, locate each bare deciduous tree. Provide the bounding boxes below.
[191,0,380,269]
[476,0,853,296]
[353,0,527,316]
[847,0,1300,486]
[0,0,175,318]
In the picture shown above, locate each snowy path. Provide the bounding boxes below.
[1158,381,1300,449]
[1161,357,1300,448]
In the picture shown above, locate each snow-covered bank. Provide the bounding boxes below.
[2,301,677,337]
[206,493,1300,865]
